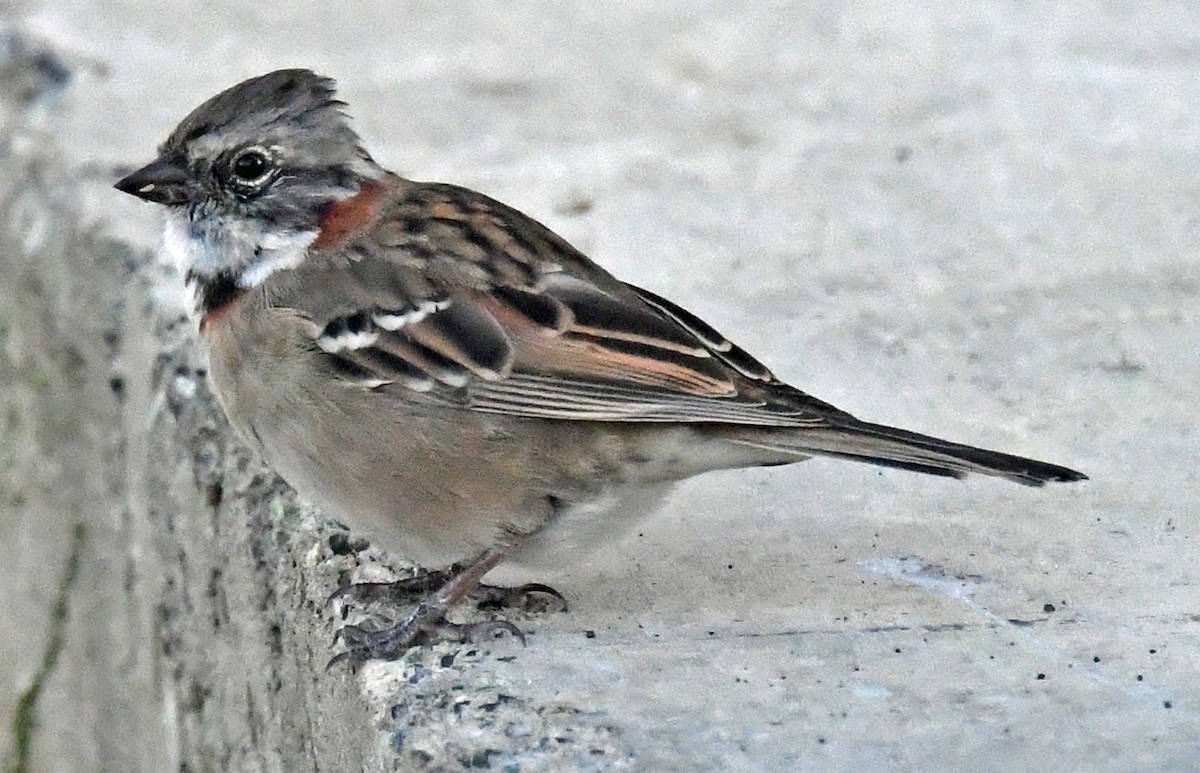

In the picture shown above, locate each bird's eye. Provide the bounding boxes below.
[228,148,273,186]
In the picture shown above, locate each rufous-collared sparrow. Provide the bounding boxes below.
[115,69,1086,664]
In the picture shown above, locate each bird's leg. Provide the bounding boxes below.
[328,548,527,669]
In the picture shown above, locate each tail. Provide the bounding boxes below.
[726,419,1087,487]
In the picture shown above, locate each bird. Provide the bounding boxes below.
[115,69,1086,663]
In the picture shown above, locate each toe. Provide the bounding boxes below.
[472,582,568,612]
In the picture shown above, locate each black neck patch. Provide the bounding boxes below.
[189,270,245,316]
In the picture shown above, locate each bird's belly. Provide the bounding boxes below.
[256,403,558,567]
[203,338,554,566]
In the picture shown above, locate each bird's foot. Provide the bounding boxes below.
[325,549,563,670]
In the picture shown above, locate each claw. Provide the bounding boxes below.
[515,583,567,603]
[471,582,568,612]
[324,649,360,673]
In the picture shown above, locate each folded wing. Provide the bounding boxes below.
[278,179,848,427]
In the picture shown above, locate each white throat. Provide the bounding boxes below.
[161,214,318,289]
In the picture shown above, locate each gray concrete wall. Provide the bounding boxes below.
[1,2,1197,771]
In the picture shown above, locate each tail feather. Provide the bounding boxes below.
[727,419,1088,487]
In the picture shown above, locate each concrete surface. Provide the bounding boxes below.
[1,1,1197,771]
